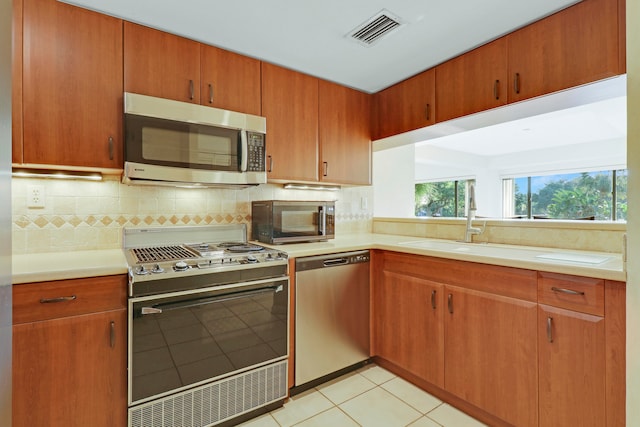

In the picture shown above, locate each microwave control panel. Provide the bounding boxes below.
[247,132,265,172]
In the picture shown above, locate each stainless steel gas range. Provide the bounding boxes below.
[124,225,289,427]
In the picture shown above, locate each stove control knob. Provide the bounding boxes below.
[174,261,188,271]
[151,264,165,274]
[247,255,258,263]
[135,265,149,275]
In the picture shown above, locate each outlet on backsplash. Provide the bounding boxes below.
[27,185,45,209]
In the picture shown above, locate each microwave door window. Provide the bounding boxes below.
[276,209,319,236]
[128,115,241,171]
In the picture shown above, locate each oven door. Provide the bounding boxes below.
[128,277,288,406]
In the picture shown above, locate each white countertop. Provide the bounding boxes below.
[12,249,129,284]
[12,234,626,284]
[258,233,626,282]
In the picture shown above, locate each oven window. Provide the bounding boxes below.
[130,280,288,404]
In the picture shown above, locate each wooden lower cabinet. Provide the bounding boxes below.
[373,269,444,387]
[538,304,605,427]
[371,251,625,427]
[445,285,538,427]
[12,276,127,427]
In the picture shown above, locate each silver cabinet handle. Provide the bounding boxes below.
[110,321,115,348]
[447,293,453,314]
[208,83,214,104]
[267,155,273,173]
[40,295,77,304]
[514,73,521,94]
[551,286,585,296]
[189,79,194,100]
[493,79,500,100]
[425,103,431,121]
[547,316,553,343]
[323,162,328,177]
[108,136,114,161]
[431,290,436,310]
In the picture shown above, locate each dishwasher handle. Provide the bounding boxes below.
[323,258,348,267]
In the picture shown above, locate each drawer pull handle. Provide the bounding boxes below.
[39,295,77,304]
[425,103,431,121]
[547,316,553,343]
[189,79,195,100]
[110,321,115,348]
[431,290,436,310]
[551,286,585,296]
[493,79,500,100]
[447,293,453,314]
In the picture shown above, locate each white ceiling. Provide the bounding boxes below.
[63,0,581,93]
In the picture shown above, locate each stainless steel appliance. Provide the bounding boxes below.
[124,225,289,427]
[294,251,370,387]
[123,92,266,188]
[251,200,335,244]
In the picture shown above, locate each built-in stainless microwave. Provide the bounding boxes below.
[252,200,335,244]
[123,92,266,188]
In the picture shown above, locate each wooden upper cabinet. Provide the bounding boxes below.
[124,22,201,104]
[21,0,123,169]
[436,38,508,123]
[373,69,435,140]
[538,304,605,427]
[200,45,261,115]
[12,0,23,164]
[261,62,319,183]
[318,80,371,185]
[507,0,622,103]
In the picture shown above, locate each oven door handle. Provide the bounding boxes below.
[139,284,284,315]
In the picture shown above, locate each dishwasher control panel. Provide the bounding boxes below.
[295,250,370,271]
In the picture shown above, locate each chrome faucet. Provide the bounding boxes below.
[463,183,484,243]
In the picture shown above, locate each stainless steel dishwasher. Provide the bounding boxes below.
[295,250,370,387]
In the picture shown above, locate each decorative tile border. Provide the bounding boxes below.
[13,213,252,229]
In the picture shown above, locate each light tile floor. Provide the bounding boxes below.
[238,364,487,427]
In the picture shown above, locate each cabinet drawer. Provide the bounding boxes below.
[538,272,604,316]
[13,275,127,324]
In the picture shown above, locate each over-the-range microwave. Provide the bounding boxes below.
[251,200,335,244]
[123,92,266,188]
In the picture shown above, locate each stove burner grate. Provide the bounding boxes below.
[131,245,196,263]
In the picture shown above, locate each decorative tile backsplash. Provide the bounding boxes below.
[12,177,374,254]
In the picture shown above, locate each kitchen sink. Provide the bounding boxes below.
[396,239,613,265]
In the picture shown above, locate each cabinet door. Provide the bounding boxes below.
[22,0,123,169]
[507,0,621,103]
[444,285,538,427]
[318,80,371,185]
[12,0,23,163]
[374,69,435,140]
[200,44,261,115]
[538,304,605,427]
[124,22,201,103]
[261,63,319,182]
[373,270,444,387]
[435,38,508,123]
[13,309,127,427]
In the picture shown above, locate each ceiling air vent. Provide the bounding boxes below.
[347,10,405,47]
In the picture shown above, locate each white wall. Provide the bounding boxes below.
[373,144,415,217]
